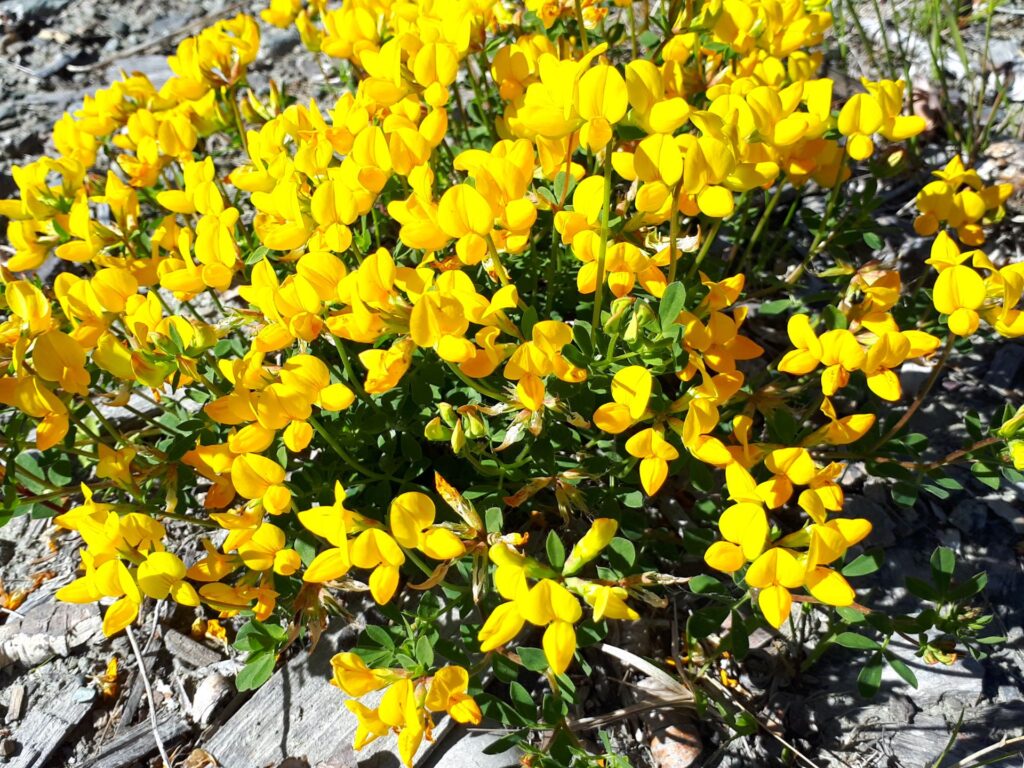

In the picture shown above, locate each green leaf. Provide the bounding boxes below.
[857,655,884,698]
[758,298,795,316]
[930,546,956,588]
[836,606,866,624]
[546,531,566,571]
[823,305,847,330]
[975,635,1005,645]
[485,507,503,534]
[687,605,729,639]
[948,571,987,600]
[971,461,1002,489]
[245,245,270,266]
[363,624,395,650]
[233,620,284,653]
[689,574,725,594]
[842,551,882,577]
[891,482,918,508]
[517,646,549,672]
[415,635,435,668]
[492,653,519,683]
[508,681,535,720]
[576,620,606,647]
[659,282,687,330]
[886,656,918,688]
[482,730,526,756]
[906,576,940,602]
[862,232,883,250]
[607,537,636,569]
[236,652,276,691]
[542,692,566,722]
[834,632,881,651]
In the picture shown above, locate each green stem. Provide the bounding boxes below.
[573,0,590,52]
[740,184,785,269]
[590,148,614,346]
[785,173,845,287]
[687,219,722,280]
[331,334,375,407]
[308,415,390,482]
[446,361,507,402]
[666,180,684,284]
[485,234,513,288]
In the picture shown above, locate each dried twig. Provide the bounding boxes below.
[125,624,172,768]
[943,734,1024,768]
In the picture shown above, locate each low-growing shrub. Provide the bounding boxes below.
[0,0,1015,764]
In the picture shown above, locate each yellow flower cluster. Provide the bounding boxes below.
[0,0,1014,762]
[914,156,1013,245]
[331,653,481,766]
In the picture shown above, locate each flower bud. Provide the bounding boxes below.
[424,416,451,441]
[562,518,617,575]
[998,405,1024,438]
[464,411,486,439]
[602,296,633,333]
[450,419,465,454]
[439,402,458,427]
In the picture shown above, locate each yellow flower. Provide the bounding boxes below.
[593,366,653,434]
[745,547,805,628]
[425,666,482,724]
[137,551,200,606]
[300,482,356,583]
[625,427,679,495]
[230,453,292,515]
[389,492,466,561]
[504,320,586,411]
[933,265,986,336]
[330,652,390,696]
[350,528,405,604]
[237,523,302,576]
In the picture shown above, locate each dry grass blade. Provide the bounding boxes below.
[598,643,692,699]
[566,698,695,731]
[125,624,172,768]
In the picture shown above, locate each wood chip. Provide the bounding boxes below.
[163,629,221,668]
[5,684,25,724]
[0,600,101,670]
[85,712,190,768]
[7,685,92,768]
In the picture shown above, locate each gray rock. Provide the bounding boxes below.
[880,637,984,707]
[936,527,961,551]
[949,498,987,534]
[0,0,71,23]
[846,493,896,547]
[987,498,1024,534]
[106,55,172,89]
[987,38,1023,70]
[887,712,950,767]
[263,26,301,59]
[421,727,523,768]
[988,343,1024,388]
[899,361,933,399]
